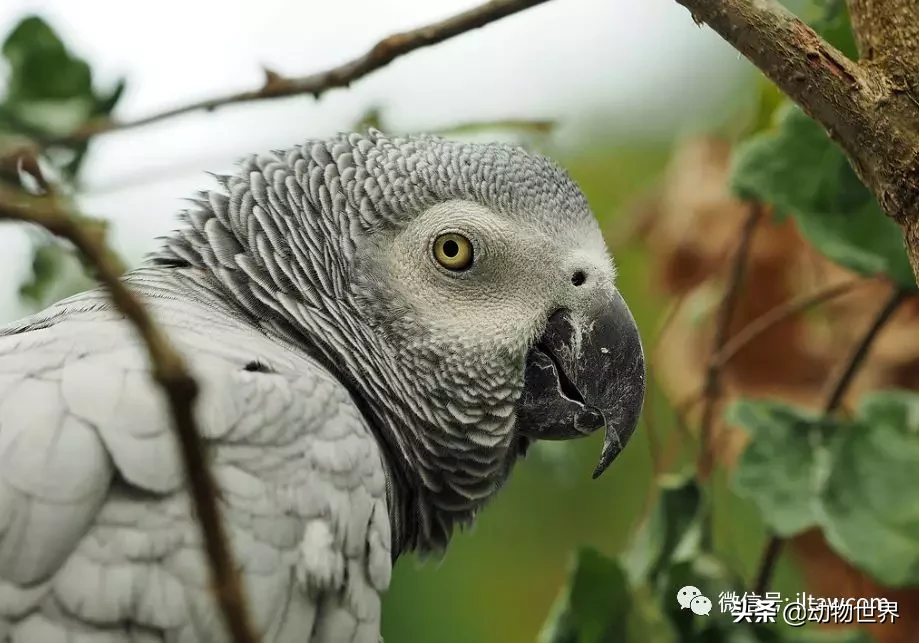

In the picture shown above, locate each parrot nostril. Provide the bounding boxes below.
[571,270,587,287]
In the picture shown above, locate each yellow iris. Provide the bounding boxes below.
[432,233,474,271]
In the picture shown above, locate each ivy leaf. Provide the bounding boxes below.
[818,390,919,586]
[626,584,679,643]
[621,471,702,586]
[17,235,98,309]
[729,392,919,587]
[537,547,632,643]
[18,241,66,305]
[730,103,916,289]
[2,16,91,102]
[1,15,126,178]
[783,630,874,643]
[728,399,836,537]
[729,0,914,288]
[810,0,858,59]
[660,554,748,639]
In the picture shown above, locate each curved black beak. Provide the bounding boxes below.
[515,289,645,478]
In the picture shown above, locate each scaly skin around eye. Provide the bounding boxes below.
[432,232,474,271]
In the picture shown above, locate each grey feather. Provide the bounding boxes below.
[0,129,632,641]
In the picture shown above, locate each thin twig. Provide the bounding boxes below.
[697,204,762,551]
[821,287,907,412]
[650,293,687,367]
[698,205,762,481]
[82,117,556,197]
[714,278,867,368]
[752,285,908,594]
[44,0,555,146]
[643,294,688,476]
[0,184,260,643]
[675,277,870,417]
[642,394,662,478]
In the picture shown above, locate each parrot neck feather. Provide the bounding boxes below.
[147,143,530,556]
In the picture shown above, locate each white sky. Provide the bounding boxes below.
[0,0,750,321]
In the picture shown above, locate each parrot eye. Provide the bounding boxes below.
[432,233,474,271]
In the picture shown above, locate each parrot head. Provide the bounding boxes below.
[156,129,645,554]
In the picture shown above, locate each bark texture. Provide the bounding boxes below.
[673,0,919,285]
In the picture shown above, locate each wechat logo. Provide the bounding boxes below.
[677,586,712,616]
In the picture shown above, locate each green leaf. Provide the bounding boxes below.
[1,15,126,179]
[783,629,874,643]
[621,471,703,586]
[728,2,912,288]
[818,390,919,586]
[730,103,916,289]
[353,106,385,132]
[728,399,835,537]
[746,78,786,136]
[18,241,66,305]
[625,584,679,643]
[3,16,91,102]
[729,392,919,587]
[93,78,127,117]
[538,548,632,643]
[810,0,858,59]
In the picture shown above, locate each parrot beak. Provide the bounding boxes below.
[515,289,646,478]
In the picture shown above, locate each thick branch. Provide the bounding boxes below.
[672,0,919,278]
[47,0,553,146]
[848,0,919,85]
[0,188,260,643]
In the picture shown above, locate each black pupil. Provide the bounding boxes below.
[443,239,459,258]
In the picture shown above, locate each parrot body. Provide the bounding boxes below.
[0,131,646,641]
[0,272,390,642]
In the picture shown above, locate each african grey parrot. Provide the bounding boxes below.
[0,130,645,642]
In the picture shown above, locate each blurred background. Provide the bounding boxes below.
[1,1,915,642]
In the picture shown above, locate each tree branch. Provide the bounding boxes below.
[848,0,919,85]
[713,277,867,368]
[752,285,908,594]
[46,0,554,146]
[698,204,762,484]
[0,185,260,643]
[697,203,762,553]
[672,0,919,280]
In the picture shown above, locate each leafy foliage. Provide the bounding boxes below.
[721,0,919,598]
[1,15,125,178]
[728,400,827,537]
[538,548,632,643]
[729,394,919,587]
[728,1,916,290]
[1,15,124,307]
[540,475,876,642]
[729,104,915,288]
[820,391,919,586]
[542,1,914,627]
[0,5,911,642]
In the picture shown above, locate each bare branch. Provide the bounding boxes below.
[696,203,761,551]
[698,204,762,483]
[674,277,872,415]
[820,286,907,413]
[46,0,555,146]
[713,277,868,368]
[0,182,260,643]
[752,285,908,594]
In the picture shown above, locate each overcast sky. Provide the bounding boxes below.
[0,0,750,321]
